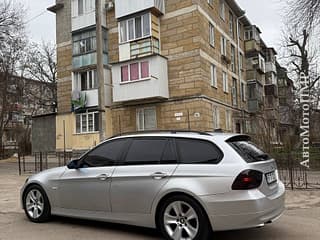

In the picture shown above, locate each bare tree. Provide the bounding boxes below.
[22,42,57,112]
[0,1,26,152]
[286,0,320,33]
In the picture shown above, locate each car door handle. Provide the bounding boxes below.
[151,172,168,180]
[97,174,110,181]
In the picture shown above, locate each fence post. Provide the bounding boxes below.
[18,150,21,176]
[23,154,25,173]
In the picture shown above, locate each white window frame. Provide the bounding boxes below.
[219,0,225,20]
[76,111,99,134]
[239,52,243,70]
[210,64,217,88]
[241,81,246,102]
[120,61,150,83]
[231,44,236,72]
[229,11,234,38]
[209,23,215,47]
[72,0,94,17]
[119,13,151,44]
[73,70,97,91]
[220,36,227,56]
[213,105,220,129]
[222,71,228,93]
[136,107,157,131]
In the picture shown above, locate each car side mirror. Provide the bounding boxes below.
[67,159,80,169]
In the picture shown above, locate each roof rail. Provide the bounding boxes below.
[109,130,212,139]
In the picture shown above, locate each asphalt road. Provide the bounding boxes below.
[0,208,319,240]
[1,160,320,240]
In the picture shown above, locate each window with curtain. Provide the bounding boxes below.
[120,61,150,82]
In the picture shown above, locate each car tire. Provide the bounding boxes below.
[158,195,211,240]
[23,185,51,223]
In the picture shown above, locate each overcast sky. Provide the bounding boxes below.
[18,0,285,50]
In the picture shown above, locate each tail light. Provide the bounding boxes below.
[232,170,263,190]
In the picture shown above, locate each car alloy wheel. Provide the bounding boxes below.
[26,189,44,219]
[23,185,51,222]
[163,200,199,240]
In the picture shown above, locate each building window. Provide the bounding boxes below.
[239,52,243,70]
[121,61,150,82]
[248,83,256,99]
[210,64,217,88]
[209,23,215,47]
[244,29,253,40]
[137,107,157,131]
[229,11,234,38]
[225,110,232,131]
[213,106,220,129]
[73,70,98,91]
[72,0,94,17]
[222,71,228,93]
[220,36,227,56]
[241,81,246,101]
[76,111,99,134]
[232,78,238,106]
[72,28,107,56]
[231,44,236,72]
[238,21,242,40]
[73,29,96,55]
[219,0,225,20]
[119,13,151,43]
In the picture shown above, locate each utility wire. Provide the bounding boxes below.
[25,10,47,24]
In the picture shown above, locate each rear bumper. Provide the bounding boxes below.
[200,181,285,231]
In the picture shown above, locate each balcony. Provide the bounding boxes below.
[71,0,106,31]
[72,53,108,69]
[248,99,263,113]
[115,0,165,19]
[265,84,278,97]
[265,62,277,73]
[245,40,261,53]
[112,54,169,103]
[119,37,160,62]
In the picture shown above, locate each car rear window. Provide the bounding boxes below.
[176,139,223,164]
[228,138,271,163]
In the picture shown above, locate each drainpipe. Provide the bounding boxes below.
[236,12,246,133]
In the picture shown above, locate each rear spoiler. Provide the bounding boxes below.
[226,135,251,142]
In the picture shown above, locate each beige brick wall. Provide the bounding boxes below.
[111,98,243,135]
[57,43,72,113]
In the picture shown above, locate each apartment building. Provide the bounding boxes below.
[243,24,280,144]
[49,0,282,151]
[0,74,54,155]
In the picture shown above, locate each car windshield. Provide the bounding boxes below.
[229,140,271,163]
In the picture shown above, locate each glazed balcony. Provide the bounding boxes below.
[112,54,168,103]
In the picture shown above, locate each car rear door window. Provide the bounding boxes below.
[82,139,127,167]
[228,140,271,163]
[123,138,168,165]
[176,139,223,164]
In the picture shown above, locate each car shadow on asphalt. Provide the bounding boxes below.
[50,216,277,240]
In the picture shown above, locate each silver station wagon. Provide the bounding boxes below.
[21,131,285,240]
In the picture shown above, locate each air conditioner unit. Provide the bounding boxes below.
[105,1,114,11]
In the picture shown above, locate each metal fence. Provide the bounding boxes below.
[18,148,320,190]
[18,151,87,175]
[273,148,320,189]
